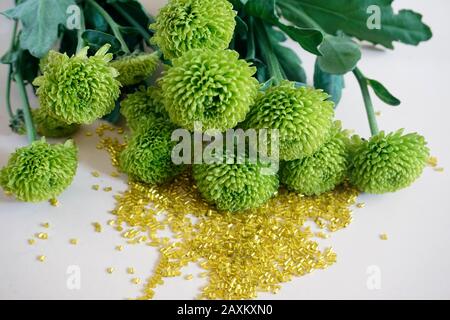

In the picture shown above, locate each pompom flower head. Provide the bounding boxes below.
[281,122,350,196]
[0,139,78,202]
[33,44,121,124]
[193,153,279,212]
[150,0,236,59]
[349,130,429,194]
[160,49,259,131]
[119,120,185,185]
[243,81,335,161]
[111,52,160,86]
[32,108,80,138]
[120,86,167,131]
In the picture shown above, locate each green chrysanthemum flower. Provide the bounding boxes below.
[349,130,429,194]
[32,108,80,138]
[193,153,279,212]
[243,81,335,161]
[111,52,160,86]
[120,86,167,131]
[119,120,184,185]
[0,139,78,202]
[160,49,259,132]
[281,122,350,196]
[150,0,236,59]
[33,44,121,124]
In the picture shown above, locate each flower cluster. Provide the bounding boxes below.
[33,45,121,124]
[150,0,236,59]
[0,139,78,202]
[349,130,429,193]
[244,81,335,161]
[160,49,259,132]
[111,52,160,86]
[119,120,185,185]
[281,122,350,196]
[120,86,167,131]
[193,155,279,212]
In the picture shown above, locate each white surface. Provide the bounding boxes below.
[1,0,450,300]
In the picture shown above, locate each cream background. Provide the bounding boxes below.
[0,0,449,299]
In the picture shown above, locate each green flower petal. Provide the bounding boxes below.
[243,81,335,160]
[281,122,350,196]
[349,130,429,193]
[119,121,185,185]
[0,139,78,202]
[33,45,121,124]
[150,0,236,59]
[120,86,168,132]
[160,49,259,132]
[111,52,160,86]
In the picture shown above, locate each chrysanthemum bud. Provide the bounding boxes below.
[111,52,160,86]
[0,139,78,202]
[349,130,429,193]
[33,45,121,124]
[150,0,236,59]
[120,86,167,131]
[281,122,350,196]
[160,49,259,132]
[244,81,335,161]
[119,121,185,185]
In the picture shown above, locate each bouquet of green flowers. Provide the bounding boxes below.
[1,0,432,211]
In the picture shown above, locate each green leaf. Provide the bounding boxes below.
[84,0,110,33]
[279,0,432,49]
[2,0,76,58]
[244,0,323,55]
[268,29,307,83]
[367,78,401,106]
[314,59,344,106]
[318,34,361,74]
[82,30,122,54]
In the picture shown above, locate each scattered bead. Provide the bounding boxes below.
[115,245,124,251]
[28,239,36,245]
[36,232,48,240]
[85,131,93,137]
[375,111,382,116]
[99,123,360,300]
[70,238,78,245]
[92,222,102,233]
[41,222,50,228]
[91,171,100,178]
[184,274,194,280]
[37,255,46,262]
[379,233,388,240]
[127,267,135,275]
[92,184,100,191]
[49,198,59,207]
[111,172,120,178]
[106,267,114,274]
[103,187,113,192]
[356,202,365,208]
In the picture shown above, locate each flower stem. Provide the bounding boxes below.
[353,67,379,136]
[110,3,153,42]
[86,0,130,54]
[14,70,37,143]
[254,19,284,85]
[4,20,19,120]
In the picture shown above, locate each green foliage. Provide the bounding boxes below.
[2,0,76,58]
